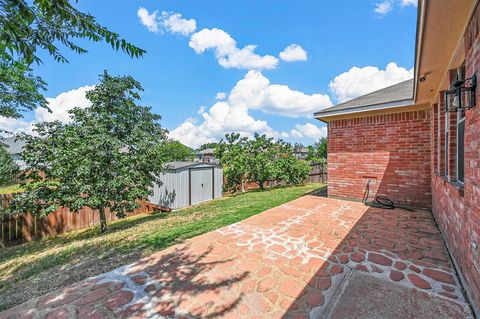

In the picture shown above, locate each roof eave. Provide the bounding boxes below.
[413,0,426,103]
[314,98,415,121]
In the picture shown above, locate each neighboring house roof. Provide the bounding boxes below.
[163,161,220,170]
[295,147,308,153]
[314,79,414,120]
[196,148,215,155]
[3,136,26,155]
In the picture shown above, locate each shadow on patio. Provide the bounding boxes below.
[0,194,474,319]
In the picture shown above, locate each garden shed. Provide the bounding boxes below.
[149,161,223,209]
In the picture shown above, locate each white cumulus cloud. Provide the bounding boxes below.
[189,28,279,70]
[329,62,413,103]
[36,86,94,123]
[137,7,160,33]
[169,70,333,148]
[137,8,196,36]
[161,12,196,36]
[215,92,226,100]
[1,85,94,136]
[401,0,417,7]
[229,70,332,117]
[291,123,327,139]
[375,0,394,15]
[279,44,308,62]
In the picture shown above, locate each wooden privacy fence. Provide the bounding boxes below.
[237,162,328,191]
[308,162,327,183]
[0,194,161,247]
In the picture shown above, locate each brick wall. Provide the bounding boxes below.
[430,8,480,313]
[328,110,432,209]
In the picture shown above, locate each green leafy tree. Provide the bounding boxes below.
[8,72,167,233]
[215,133,248,192]
[0,144,18,186]
[0,54,48,119]
[159,140,194,162]
[245,134,277,190]
[0,0,145,118]
[307,137,328,163]
[274,142,310,185]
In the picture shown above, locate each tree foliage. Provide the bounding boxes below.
[273,142,310,185]
[7,72,167,233]
[159,140,194,162]
[0,143,18,186]
[245,134,277,190]
[307,137,328,163]
[0,54,48,119]
[0,0,146,65]
[215,133,248,192]
[216,133,310,191]
[0,0,145,118]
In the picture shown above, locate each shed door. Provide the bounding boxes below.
[190,168,213,205]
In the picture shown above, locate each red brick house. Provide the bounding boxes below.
[315,0,480,315]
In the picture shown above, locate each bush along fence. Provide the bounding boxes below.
[238,162,327,191]
[0,194,161,247]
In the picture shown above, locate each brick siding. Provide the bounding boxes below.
[327,110,432,209]
[430,9,480,312]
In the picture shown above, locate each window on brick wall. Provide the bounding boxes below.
[445,111,449,177]
[457,66,466,183]
[458,109,465,183]
[443,65,466,183]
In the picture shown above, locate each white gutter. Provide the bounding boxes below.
[413,0,427,103]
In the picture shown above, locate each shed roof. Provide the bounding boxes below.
[164,161,220,170]
[314,79,414,120]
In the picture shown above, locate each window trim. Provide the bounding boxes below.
[445,111,449,177]
[457,111,466,184]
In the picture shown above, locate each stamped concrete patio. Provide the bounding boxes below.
[0,195,474,318]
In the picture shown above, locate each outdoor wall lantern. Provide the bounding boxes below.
[445,74,477,112]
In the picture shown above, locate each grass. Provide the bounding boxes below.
[0,183,324,311]
[0,184,23,195]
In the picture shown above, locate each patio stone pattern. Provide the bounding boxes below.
[0,196,473,318]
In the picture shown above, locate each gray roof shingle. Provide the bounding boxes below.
[315,79,414,117]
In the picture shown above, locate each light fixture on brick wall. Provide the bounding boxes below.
[445,74,477,112]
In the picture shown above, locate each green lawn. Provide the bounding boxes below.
[0,183,324,311]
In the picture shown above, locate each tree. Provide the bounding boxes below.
[8,72,167,233]
[159,140,194,162]
[215,133,248,192]
[0,54,48,119]
[307,137,328,163]
[0,144,18,186]
[274,142,310,185]
[0,0,145,118]
[245,134,277,190]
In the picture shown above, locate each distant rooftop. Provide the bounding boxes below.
[196,148,215,155]
[315,79,414,119]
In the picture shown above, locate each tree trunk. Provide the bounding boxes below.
[259,181,264,190]
[99,207,107,233]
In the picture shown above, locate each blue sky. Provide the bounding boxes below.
[2,0,417,148]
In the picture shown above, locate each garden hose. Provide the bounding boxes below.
[362,180,395,209]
